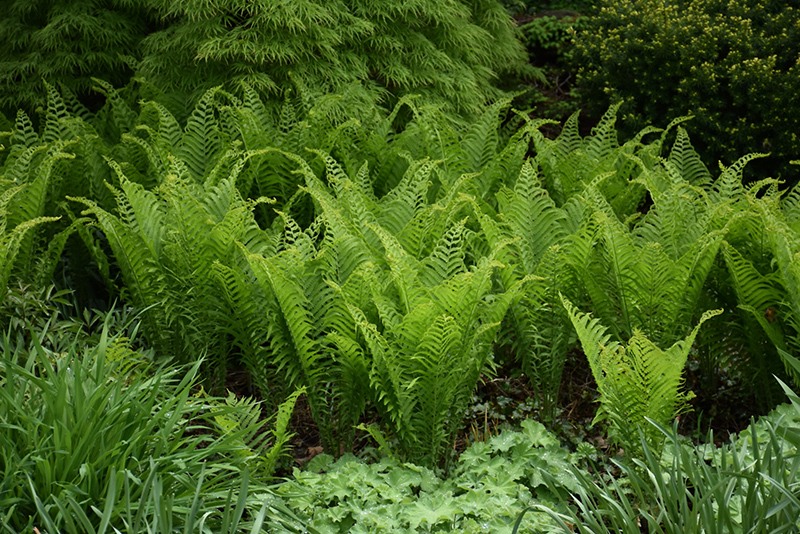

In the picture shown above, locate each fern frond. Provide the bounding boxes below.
[496,160,568,272]
[667,127,712,186]
[42,82,77,143]
[11,110,38,149]
[136,100,183,152]
[459,99,508,171]
[713,152,769,202]
[261,387,305,478]
[0,216,60,298]
[584,101,623,162]
[564,293,721,453]
[419,218,468,287]
[178,87,225,180]
[560,295,619,385]
[377,159,435,237]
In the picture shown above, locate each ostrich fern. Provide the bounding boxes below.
[0,206,59,301]
[0,97,99,293]
[562,295,721,454]
[723,184,800,387]
[263,147,530,467]
[72,154,271,388]
[568,160,734,347]
[477,160,583,422]
[351,224,525,470]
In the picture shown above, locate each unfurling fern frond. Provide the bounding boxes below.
[563,295,721,454]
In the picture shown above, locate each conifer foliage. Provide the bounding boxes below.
[138,0,527,116]
[0,0,156,114]
[0,0,527,119]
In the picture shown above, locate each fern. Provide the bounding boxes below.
[71,152,269,389]
[0,140,84,291]
[570,167,728,347]
[71,168,172,356]
[726,193,800,387]
[242,229,370,453]
[349,220,525,469]
[177,87,230,180]
[562,295,721,454]
[268,146,529,467]
[720,240,791,399]
[666,126,713,187]
[531,104,696,218]
[0,213,60,300]
[481,160,580,421]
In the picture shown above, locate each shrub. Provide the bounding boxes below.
[573,0,800,180]
[0,1,158,115]
[0,0,528,119]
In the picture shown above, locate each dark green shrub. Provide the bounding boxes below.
[573,0,800,180]
[137,0,528,117]
[0,0,528,119]
[501,1,597,16]
[0,1,158,115]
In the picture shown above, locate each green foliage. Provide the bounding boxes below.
[520,12,586,54]
[0,209,58,300]
[0,284,78,351]
[563,295,721,453]
[72,155,272,386]
[353,237,524,469]
[0,87,123,303]
[0,1,528,119]
[245,148,528,467]
[566,133,758,349]
[0,1,156,115]
[479,160,581,421]
[573,0,800,179]
[532,103,650,217]
[569,185,724,346]
[274,420,576,533]
[532,397,800,533]
[0,319,299,533]
[5,75,800,523]
[138,0,527,117]
[241,220,370,454]
[723,182,800,387]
